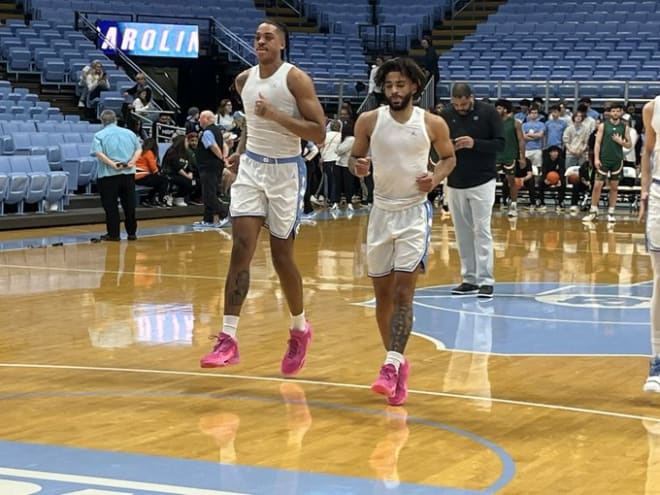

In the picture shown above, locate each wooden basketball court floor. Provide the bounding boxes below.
[0,207,659,494]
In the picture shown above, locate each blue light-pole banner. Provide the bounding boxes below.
[96,20,199,58]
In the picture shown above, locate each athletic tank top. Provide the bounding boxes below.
[496,116,518,163]
[370,105,431,210]
[600,118,626,165]
[241,62,301,158]
[652,95,660,180]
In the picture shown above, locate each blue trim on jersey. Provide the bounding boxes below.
[245,149,301,164]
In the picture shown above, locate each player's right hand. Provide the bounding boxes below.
[355,157,371,177]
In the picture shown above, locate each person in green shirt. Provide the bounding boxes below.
[495,99,526,217]
[582,102,631,224]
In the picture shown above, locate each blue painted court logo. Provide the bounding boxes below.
[355,282,652,356]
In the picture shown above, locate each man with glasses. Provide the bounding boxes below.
[440,83,504,298]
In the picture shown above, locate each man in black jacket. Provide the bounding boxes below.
[441,83,505,298]
[194,110,229,228]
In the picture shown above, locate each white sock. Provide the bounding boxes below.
[608,207,615,214]
[510,201,517,209]
[222,315,239,339]
[590,206,598,214]
[291,312,307,332]
[384,351,404,371]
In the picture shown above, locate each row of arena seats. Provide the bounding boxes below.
[0,155,69,214]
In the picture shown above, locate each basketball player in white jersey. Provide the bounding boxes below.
[639,95,660,392]
[200,19,326,376]
[350,58,456,405]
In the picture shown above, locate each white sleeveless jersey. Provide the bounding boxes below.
[370,105,431,210]
[242,62,301,158]
[653,95,660,180]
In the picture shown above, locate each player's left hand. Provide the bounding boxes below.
[612,133,624,144]
[255,92,274,120]
[454,136,474,150]
[416,172,436,192]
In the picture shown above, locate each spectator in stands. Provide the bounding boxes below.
[152,112,178,142]
[194,110,229,228]
[583,101,632,224]
[185,107,201,135]
[622,113,639,169]
[563,111,590,168]
[80,60,110,110]
[494,98,525,217]
[130,87,153,117]
[522,106,546,190]
[193,110,229,228]
[124,72,149,100]
[420,37,439,86]
[545,104,568,150]
[558,101,573,124]
[569,159,593,213]
[162,135,195,206]
[316,119,341,206]
[186,131,203,203]
[538,145,566,211]
[91,109,141,241]
[432,102,445,115]
[301,140,320,216]
[579,97,600,121]
[367,55,385,107]
[532,97,547,122]
[516,157,537,210]
[216,99,235,131]
[514,99,530,123]
[135,137,170,207]
[332,126,356,211]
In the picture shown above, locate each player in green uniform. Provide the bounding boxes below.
[583,102,631,223]
[495,99,526,217]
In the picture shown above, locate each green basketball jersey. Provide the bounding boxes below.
[600,119,626,165]
[496,117,519,163]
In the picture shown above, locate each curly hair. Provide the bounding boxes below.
[374,57,426,98]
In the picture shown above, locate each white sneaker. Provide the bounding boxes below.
[569,205,579,213]
[330,203,339,211]
[174,197,188,207]
[310,195,323,206]
[213,218,230,228]
[164,195,173,207]
[582,211,597,223]
[347,203,354,211]
[507,208,517,217]
[607,214,616,223]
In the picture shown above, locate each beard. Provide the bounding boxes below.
[386,92,413,111]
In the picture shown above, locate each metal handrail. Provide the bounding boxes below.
[75,12,180,113]
[210,18,256,67]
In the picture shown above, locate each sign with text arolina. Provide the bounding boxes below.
[96,20,199,58]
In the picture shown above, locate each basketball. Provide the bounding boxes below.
[568,173,579,185]
[546,170,561,185]
[514,177,524,188]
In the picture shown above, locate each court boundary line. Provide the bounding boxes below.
[1,362,658,423]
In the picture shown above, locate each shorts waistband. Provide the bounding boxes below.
[245,150,300,164]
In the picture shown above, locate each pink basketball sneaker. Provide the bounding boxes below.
[281,322,313,377]
[371,364,398,398]
[200,332,240,368]
[387,358,410,406]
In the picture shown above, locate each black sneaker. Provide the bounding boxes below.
[127,234,138,241]
[451,283,479,295]
[478,285,494,298]
[100,234,120,242]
